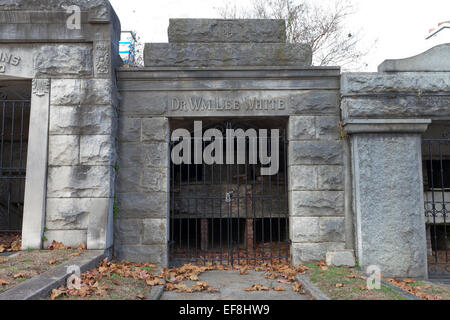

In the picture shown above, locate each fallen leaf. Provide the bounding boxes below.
[292,282,302,292]
[136,294,146,300]
[77,243,87,251]
[48,259,58,265]
[13,272,28,279]
[0,278,10,286]
[50,289,64,300]
[335,283,345,288]
[345,274,357,279]
[244,284,270,292]
[273,286,285,291]
[146,278,164,286]
[70,252,81,257]
[239,266,248,275]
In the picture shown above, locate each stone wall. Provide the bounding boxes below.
[115,116,169,265]
[117,18,345,265]
[340,44,450,278]
[0,0,121,250]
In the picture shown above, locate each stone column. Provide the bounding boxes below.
[345,119,431,278]
[22,79,50,249]
[288,115,346,265]
[115,117,169,266]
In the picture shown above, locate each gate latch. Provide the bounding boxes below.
[225,191,233,204]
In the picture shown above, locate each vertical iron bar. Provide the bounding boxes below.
[284,128,289,263]
[429,142,438,264]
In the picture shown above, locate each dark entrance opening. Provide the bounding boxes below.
[0,80,31,253]
[422,137,450,278]
[169,119,289,266]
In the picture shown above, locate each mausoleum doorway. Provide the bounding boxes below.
[422,121,450,278]
[0,80,31,249]
[169,118,289,266]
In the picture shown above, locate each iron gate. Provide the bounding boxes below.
[169,121,289,266]
[423,138,450,278]
[0,100,30,233]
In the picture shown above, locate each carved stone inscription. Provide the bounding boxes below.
[0,52,21,73]
[169,95,288,115]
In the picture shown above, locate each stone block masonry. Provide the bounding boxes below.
[114,116,169,266]
[288,113,346,265]
[0,0,122,250]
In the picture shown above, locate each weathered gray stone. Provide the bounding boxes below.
[290,191,344,217]
[116,192,167,219]
[144,43,312,67]
[118,117,141,142]
[81,79,113,105]
[341,72,450,96]
[47,166,114,198]
[50,79,81,106]
[291,242,345,264]
[116,167,140,193]
[378,43,450,72]
[288,116,315,140]
[289,166,317,191]
[48,135,79,166]
[115,219,142,245]
[117,167,168,194]
[326,250,355,267]
[289,141,342,165]
[43,230,87,248]
[291,217,344,243]
[22,79,50,250]
[114,244,167,265]
[316,116,339,140]
[86,197,113,250]
[317,166,344,191]
[290,217,319,242]
[319,217,345,242]
[351,133,428,278]
[142,219,167,245]
[341,96,450,120]
[34,44,93,77]
[118,142,168,168]
[141,117,169,142]
[168,19,286,43]
[0,0,111,14]
[290,90,340,115]
[140,168,168,193]
[46,198,90,230]
[50,105,116,135]
[119,92,168,116]
[80,135,115,165]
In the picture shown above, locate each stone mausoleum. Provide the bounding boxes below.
[0,0,449,279]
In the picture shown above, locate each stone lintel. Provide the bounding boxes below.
[168,19,286,43]
[344,119,431,134]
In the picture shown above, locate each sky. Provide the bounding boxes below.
[109,0,450,71]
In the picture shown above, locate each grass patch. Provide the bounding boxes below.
[306,264,408,300]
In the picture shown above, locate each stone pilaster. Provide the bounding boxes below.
[288,114,346,265]
[345,119,430,278]
[114,117,169,265]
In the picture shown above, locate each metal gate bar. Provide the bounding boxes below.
[0,100,30,233]
[169,121,289,266]
[423,138,450,278]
